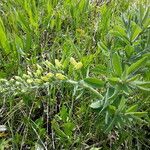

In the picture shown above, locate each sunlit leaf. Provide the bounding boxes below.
[112,53,122,77]
[84,78,105,88]
[127,56,147,75]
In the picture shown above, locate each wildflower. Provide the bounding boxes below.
[70,57,77,66]
[56,73,66,80]
[70,57,83,70]
[26,79,33,84]
[41,76,48,82]
[76,28,85,35]
[46,72,54,78]
[35,79,42,84]
[34,69,42,77]
[41,72,54,82]
[22,74,30,79]
[55,59,62,68]
[74,62,83,70]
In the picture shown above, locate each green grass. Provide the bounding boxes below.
[0,0,150,149]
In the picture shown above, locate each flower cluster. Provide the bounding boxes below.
[70,57,83,70]
[0,57,83,95]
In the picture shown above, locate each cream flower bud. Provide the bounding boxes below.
[55,59,62,68]
[70,57,77,66]
[74,62,83,70]
[10,78,15,82]
[26,79,33,84]
[35,79,42,84]
[41,72,54,82]
[15,81,21,85]
[46,72,54,78]
[14,76,22,81]
[56,73,66,80]
[23,74,30,79]
[34,69,41,77]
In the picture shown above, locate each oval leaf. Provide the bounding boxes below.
[127,56,147,75]
[84,78,105,88]
[125,112,147,117]
[126,105,138,113]
[112,53,122,77]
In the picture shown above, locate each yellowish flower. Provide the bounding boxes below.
[46,72,54,78]
[74,62,83,70]
[70,57,77,66]
[56,73,66,80]
[34,69,42,77]
[41,72,54,82]
[35,79,42,84]
[10,79,15,82]
[55,59,62,68]
[76,28,85,35]
[41,76,49,82]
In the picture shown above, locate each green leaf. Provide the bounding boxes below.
[125,112,147,117]
[142,7,150,28]
[63,122,75,136]
[118,96,126,112]
[125,45,134,57]
[108,77,121,85]
[108,105,116,114]
[84,78,105,88]
[92,64,107,74]
[81,54,95,68]
[131,22,142,41]
[127,56,147,75]
[132,81,150,86]
[51,120,68,139]
[110,30,130,44]
[137,86,150,91]
[108,86,120,101]
[126,105,138,113]
[90,148,101,150]
[126,74,141,82]
[104,115,117,133]
[0,17,10,53]
[59,105,68,122]
[114,25,127,37]
[112,53,122,77]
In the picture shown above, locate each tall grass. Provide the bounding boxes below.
[0,0,150,149]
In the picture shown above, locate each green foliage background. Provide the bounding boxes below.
[0,0,150,149]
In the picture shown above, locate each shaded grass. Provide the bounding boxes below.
[0,0,150,149]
